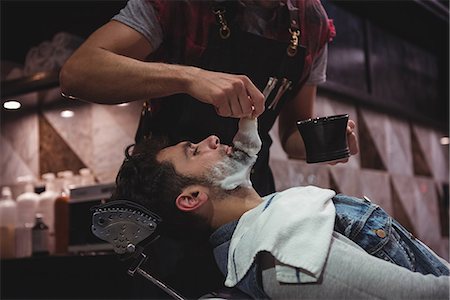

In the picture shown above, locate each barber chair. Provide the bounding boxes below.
[91,200,243,300]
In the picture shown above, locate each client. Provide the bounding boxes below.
[113,118,449,299]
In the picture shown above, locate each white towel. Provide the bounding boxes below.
[225,186,336,286]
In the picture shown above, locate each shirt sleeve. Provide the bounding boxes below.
[305,44,328,86]
[111,0,163,50]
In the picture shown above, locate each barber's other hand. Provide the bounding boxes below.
[186,68,265,118]
[329,119,359,165]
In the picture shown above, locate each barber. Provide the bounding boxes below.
[60,0,358,197]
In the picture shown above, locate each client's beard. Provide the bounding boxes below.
[208,118,262,190]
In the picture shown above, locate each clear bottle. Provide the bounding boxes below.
[15,175,39,258]
[0,186,17,259]
[37,173,58,254]
[32,213,49,256]
[54,170,73,254]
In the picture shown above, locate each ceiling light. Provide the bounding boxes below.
[3,100,21,110]
[440,137,449,145]
[60,110,74,118]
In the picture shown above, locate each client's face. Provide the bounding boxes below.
[157,135,255,187]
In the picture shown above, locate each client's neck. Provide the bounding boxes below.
[210,187,262,229]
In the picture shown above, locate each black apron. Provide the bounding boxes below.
[136,2,305,197]
[135,3,306,298]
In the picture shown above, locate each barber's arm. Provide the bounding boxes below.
[278,83,316,160]
[60,22,264,117]
[278,84,359,162]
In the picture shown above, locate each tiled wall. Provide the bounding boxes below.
[1,87,448,260]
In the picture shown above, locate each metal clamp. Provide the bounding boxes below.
[213,8,231,39]
[287,28,300,57]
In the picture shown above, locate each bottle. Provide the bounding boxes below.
[16,175,39,226]
[31,213,50,256]
[15,175,39,258]
[79,168,95,186]
[37,173,58,254]
[54,171,73,254]
[0,187,17,259]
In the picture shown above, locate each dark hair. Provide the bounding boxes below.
[111,136,212,240]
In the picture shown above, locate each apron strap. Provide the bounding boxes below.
[286,0,301,57]
[210,1,239,39]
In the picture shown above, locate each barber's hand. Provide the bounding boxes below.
[186,68,265,118]
[330,119,359,165]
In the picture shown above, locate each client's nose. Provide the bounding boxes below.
[204,135,220,150]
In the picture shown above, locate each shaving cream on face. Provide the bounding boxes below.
[232,118,262,157]
[210,118,262,190]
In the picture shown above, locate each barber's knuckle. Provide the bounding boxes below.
[214,90,227,101]
[238,74,249,81]
[232,79,245,90]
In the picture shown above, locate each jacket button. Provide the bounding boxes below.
[375,229,386,238]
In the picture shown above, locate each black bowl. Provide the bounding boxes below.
[296,114,350,164]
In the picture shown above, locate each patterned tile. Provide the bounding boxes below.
[1,106,39,181]
[329,166,362,197]
[268,118,289,161]
[270,158,330,192]
[101,101,143,138]
[91,105,136,183]
[360,169,392,215]
[0,135,38,188]
[391,174,443,257]
[39,113,86,175]
[43,99,93,168]
[358,109,386,170]
[412,125,448,182]
[359,109,413,176]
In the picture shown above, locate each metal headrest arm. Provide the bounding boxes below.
[91,200,161,254]
[91,200,186,300]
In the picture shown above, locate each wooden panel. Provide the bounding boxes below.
[324,2,368,93]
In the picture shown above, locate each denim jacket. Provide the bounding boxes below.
[209,193,449,299]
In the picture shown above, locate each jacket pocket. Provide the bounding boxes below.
[369,218,416,272]
[333,195,417,272]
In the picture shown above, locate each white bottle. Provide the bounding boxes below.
[16,176,39,226]
[79,168,95,186]
[0,186,17,259]
[15,175,39,258]
[37,173,58,254]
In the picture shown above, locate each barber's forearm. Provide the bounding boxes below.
[282,130,307,160]
[59,46,195,104]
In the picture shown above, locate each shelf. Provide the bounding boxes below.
[1,70,60,98]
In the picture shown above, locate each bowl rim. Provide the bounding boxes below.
[296,113,349,126]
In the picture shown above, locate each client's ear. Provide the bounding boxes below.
[175,185,209,212]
